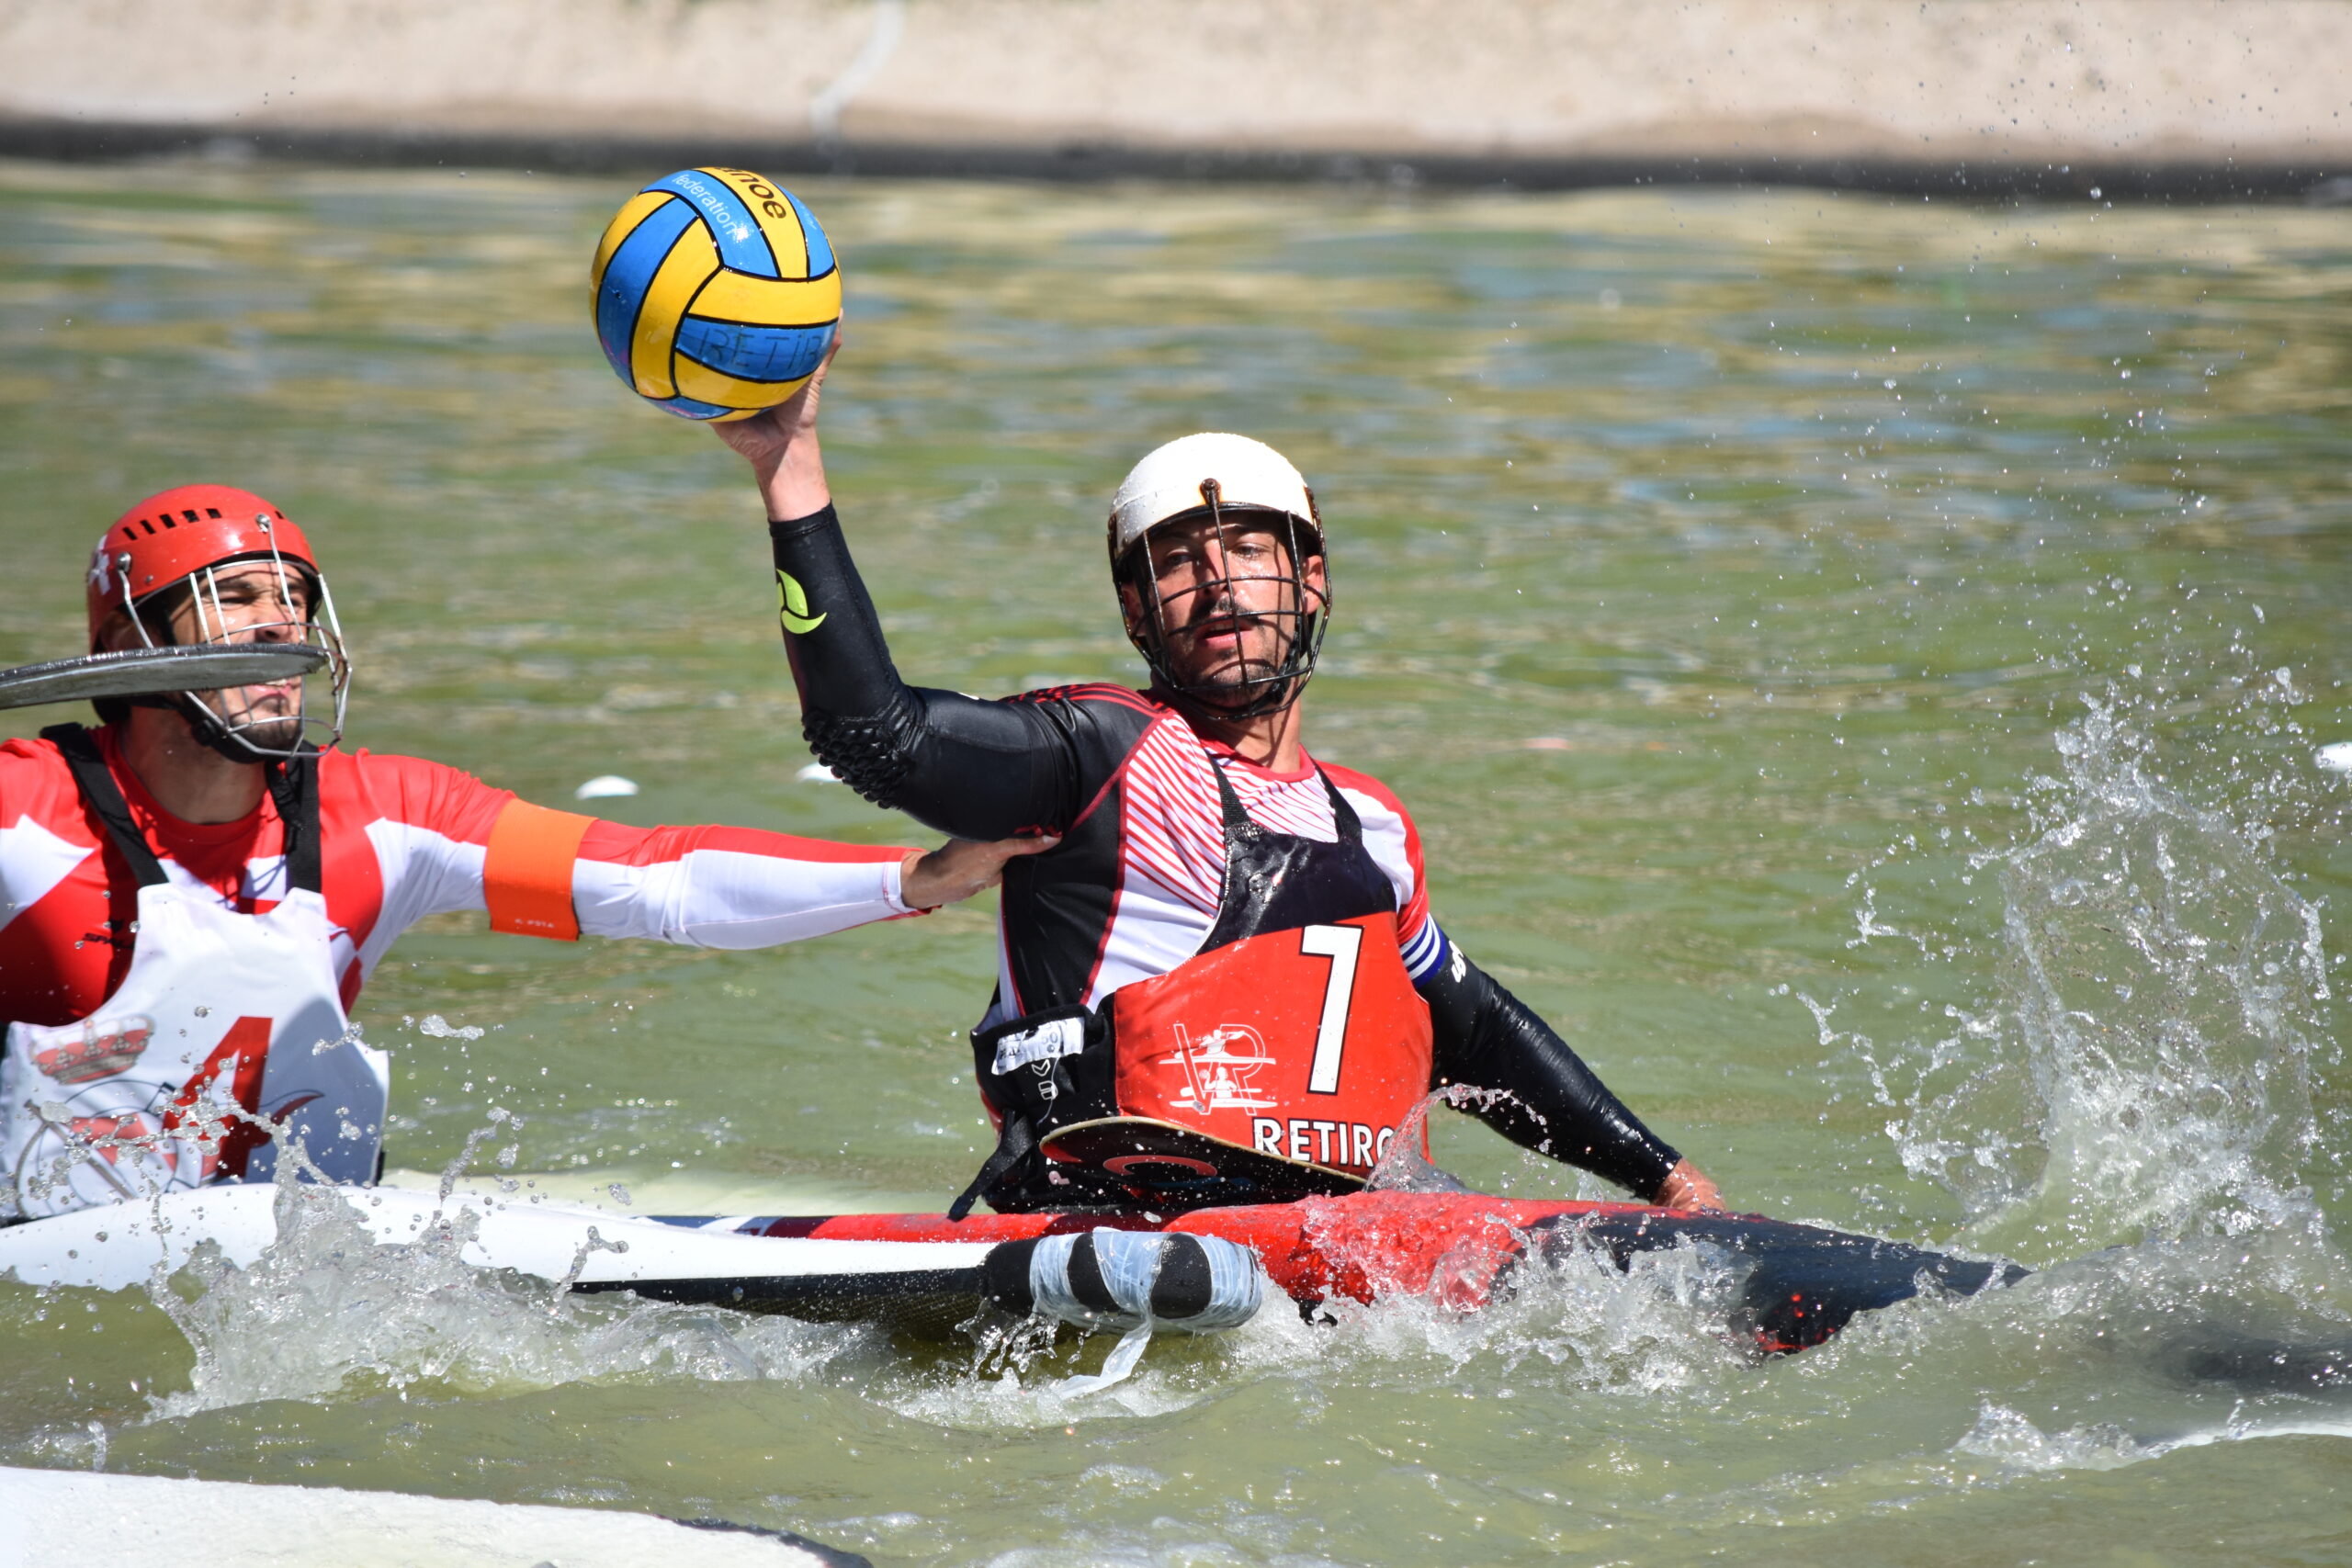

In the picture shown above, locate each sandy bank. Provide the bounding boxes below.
[2,0,2346,193]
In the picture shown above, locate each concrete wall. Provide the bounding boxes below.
[3,1,2345,189]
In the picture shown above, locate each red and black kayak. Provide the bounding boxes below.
[0,1183,2019,1355]
[651,1190,2024,1354]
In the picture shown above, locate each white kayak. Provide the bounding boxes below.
[0,1182,1264,1339]
[0,1183,991,1297]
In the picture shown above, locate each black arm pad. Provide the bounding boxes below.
[769,507,1073,840]
[1419,950,1683,1200]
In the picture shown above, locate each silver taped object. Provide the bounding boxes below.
[1028,1227,1268,1396]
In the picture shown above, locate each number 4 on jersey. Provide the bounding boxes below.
[1301,924,1363,1094]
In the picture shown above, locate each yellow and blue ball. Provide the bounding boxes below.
[591,167,841,423]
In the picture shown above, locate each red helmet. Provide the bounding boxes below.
[84,483,350,758]
[85,484,322,643]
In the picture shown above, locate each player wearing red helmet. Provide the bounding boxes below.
[82,483,351,762]
[0,484,1046,1221]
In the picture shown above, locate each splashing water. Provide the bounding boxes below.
[1364,1086,1506,1194]
[1872,696,2336,1259]
[142,1156,870,1419]
[112,1097,1761,1439]
[1315,1236,1756,1399]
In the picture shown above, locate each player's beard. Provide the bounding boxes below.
[199,684,306,755]
[233,712,306,753]
[1170,612,1292,708]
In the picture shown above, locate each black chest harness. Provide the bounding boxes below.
[956,759,1401,1216]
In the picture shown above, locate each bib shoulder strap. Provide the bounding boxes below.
[1203,753,1256,840]
[40,723,167,888]
[266,748,322,895]
[1206,754,1364,842]
[1314,766,1365,841]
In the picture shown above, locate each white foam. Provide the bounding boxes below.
[1854,694,2334,1259]
[1954,1400,2352,1476]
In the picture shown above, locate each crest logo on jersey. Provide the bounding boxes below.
[1161,1022,1278,1112]
[28,1014,154,1085]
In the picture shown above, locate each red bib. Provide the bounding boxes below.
[1105,910,1433,1176]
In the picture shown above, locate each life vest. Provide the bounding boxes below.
[958,758,1433,1215]
[0,726,386,1219]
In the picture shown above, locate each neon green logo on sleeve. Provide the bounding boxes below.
[776,569,827,634]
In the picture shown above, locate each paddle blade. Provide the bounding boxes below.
[0,646,328,710]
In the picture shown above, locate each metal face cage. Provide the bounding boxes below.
[1116,479,1330,722]
[113,517,351,759]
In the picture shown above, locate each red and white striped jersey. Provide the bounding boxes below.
[987,688,1446,1020]
[0,728,914,1031]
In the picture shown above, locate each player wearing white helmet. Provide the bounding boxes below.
[719,347,1723,1217]
[1105,431,1332,722]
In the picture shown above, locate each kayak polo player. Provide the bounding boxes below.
[0,483,1045,1220]
[717,344,1724,1217]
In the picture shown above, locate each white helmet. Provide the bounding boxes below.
[1107,433,1320,560]
[1106,433,1330,719]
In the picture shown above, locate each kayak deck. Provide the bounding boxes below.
[0,1185,2018,1353]
[666,1191,2023,1353]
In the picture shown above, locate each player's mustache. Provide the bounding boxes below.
[1170,592,1278,633]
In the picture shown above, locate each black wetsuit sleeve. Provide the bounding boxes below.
[1418,949,1683,1200]
[768,505,1080,839]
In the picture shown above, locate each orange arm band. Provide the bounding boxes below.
[482,799,594,942]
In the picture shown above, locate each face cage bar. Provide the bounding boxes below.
[111,519,352,759]
[1118,484,1330,723]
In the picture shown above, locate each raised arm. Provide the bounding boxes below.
[764,504,1078,839]
[714,344,1090,840]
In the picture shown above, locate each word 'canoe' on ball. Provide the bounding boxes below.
[591,167,841,423]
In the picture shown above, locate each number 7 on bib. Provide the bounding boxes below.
[1302,924,1363,1093]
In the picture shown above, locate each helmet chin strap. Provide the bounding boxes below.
[119,685,284,764]
[167,691,292,764]
[1149,665,1310,727]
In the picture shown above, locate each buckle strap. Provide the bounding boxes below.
[42,724,166,888]
[266,747,322,895]
[46,724,323,896]
[949,1110,1039,1223]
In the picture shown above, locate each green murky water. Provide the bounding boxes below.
[4,158,2352,1563]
